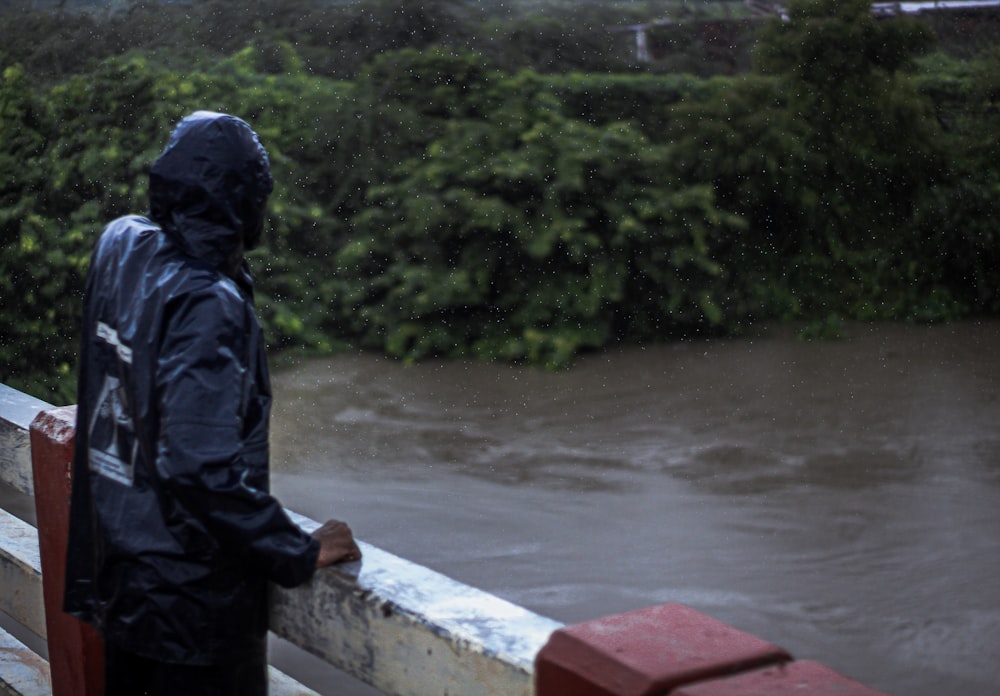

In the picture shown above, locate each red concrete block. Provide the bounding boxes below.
[672,659,890,696]
[535,603,791,696]
[30,407,104,696]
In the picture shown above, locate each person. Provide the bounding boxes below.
[64,111,361,696]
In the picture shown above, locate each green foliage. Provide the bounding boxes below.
[0,49,362,399]
[912,49,1000,313]
[741,0,952,321]
[335,73,744,368]
[2,4,1000,399]
[544,72,707,137]
[756,0,934,86]
[663,74,811,319]
[1,63,89,404]
[1,0,996,85]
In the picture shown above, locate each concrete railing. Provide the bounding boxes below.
[1,381,888,696]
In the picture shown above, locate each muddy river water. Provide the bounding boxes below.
[266,320,1000,695]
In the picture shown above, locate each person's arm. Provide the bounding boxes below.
[154,283,357,586]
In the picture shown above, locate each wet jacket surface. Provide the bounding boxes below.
[64,112,319,665]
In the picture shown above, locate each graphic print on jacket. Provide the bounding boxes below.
[88,320,136,486]
[88,373,137,487]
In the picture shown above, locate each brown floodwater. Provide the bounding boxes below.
[267,320,1000,696]
[2,321,996,695]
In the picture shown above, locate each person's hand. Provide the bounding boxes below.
[311,519,362,567]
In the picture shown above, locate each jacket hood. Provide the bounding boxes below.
[149,111,274,274]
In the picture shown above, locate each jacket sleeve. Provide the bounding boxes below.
[155,282,319,588]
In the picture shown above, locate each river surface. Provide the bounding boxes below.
[1,321,996,694]
[266,320,1000,696]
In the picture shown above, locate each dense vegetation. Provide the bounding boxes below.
[1,0,998,403]
[0,0,761,78]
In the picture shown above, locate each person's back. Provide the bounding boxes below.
[65,111,360,696]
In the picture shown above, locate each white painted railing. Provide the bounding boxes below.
[0,383,563,696]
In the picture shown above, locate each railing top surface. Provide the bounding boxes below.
[288,512,562,671]
[1,383,563,695]
[0,384,52,432]
[0,384,53,497]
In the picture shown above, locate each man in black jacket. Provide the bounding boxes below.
[65,111,361,696]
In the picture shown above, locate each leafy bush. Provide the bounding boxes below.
[695,0,953,322]
[2,2,1000,401]
[912,49,1000,313]
[335,73,745,367]
[0,49,353,400]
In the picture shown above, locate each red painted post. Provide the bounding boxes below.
[30,407,104,696]
[671,660,890,696]
[535,603,791,696]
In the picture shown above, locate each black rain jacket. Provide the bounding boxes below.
[64,112,319,665]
